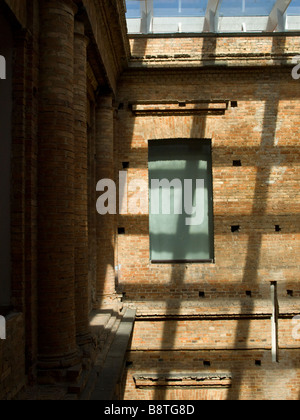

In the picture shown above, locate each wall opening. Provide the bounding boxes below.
[231,225,240,233]
[148,139,214,263]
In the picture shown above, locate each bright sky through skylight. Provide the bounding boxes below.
[288,0,300,15]
[219,0,275,17]
[126,0,209,18]
[152,0,208,17]
[125,0,300,32]
[126,0,300,17]
[126,0,141,18]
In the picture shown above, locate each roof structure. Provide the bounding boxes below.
[125,0,300,34]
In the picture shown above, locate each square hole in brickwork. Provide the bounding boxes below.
[231,101,238,108]
[199,291,205,298]
[118,227,125,235]
[122,162,130,169]
[287,290,294,297]
[255,360,262,366]
[231,225,240,233]
[233,160,242,167]
[203,361,211,367]
[275,225,281,232]
[246,291,252,298]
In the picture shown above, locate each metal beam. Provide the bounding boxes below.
[203,0,222,32]
[266,0,292,32]
[140,0,153,34]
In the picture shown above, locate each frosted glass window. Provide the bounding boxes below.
[149,139,214,262]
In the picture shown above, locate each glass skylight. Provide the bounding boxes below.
[287,0,300,15]
[153,0,208,17]
[125,0,300,33]
[219,0,275,17]
[126,0,142,18]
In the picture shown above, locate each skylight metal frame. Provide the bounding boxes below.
[126,0,300,34]
[203,0,222,32]
[140,0,154,34]
[266,0,292,32]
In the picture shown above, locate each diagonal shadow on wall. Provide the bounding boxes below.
[116,32,300,401]
[226,35,286,400]
[153,36,216,401]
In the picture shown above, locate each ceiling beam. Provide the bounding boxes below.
[203,0,222,32]
[266,0,292,32]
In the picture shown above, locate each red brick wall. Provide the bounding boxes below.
[116,67,300,299]
[2,0,40,395]
[83,0,130,93]
[0,314,26,400]
[131,319,272,351]
[120,350,300,400]
[129,34,300,66]
[116,35,300,399]
[0,0,129,397]
[4,0,27,27]
[1,0,299,400]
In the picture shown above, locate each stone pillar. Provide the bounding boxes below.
[95,95,116,304]
[38,0,79,370]
[74,19,90,345]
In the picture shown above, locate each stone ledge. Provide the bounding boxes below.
[90,308,136,400]
[125,299,273,319]
[128,57,296,69]
[134,373,232,388]
[278,298,300,317]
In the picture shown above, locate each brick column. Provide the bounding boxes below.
[95,95,116,303]
[88,100,97,309]
[38,0,79,370]
[74,19,90,345]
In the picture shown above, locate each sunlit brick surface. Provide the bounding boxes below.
[0,0,299,400]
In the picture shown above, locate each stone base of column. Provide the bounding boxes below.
[37,350,82,385]
[37,347,100,396]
